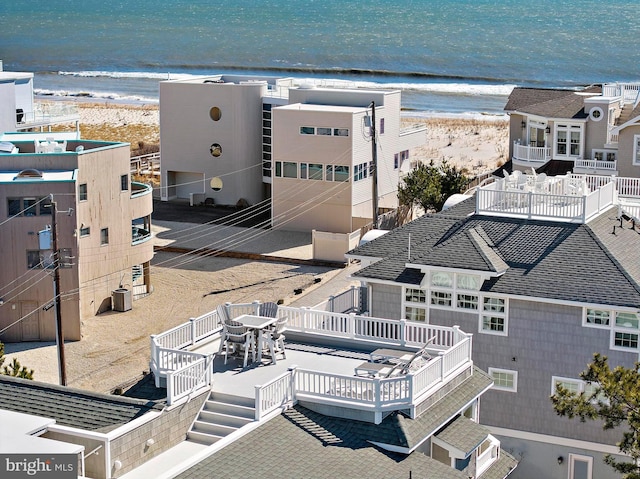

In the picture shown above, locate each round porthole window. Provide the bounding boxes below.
[590,107,603,121]
[210,177,223,192]
[209,107,221,121]
[210,143,222,157]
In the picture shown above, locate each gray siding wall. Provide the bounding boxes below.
[497,435,627,479]
[370,283,402,320]
[111,390,208,478]
[429,299,636,445]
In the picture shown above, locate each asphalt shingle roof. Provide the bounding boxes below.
[176,368,494,479]
[504,86,601,119]
[435,415,489,456]
[351,201,640,308]
[0,376,162,432]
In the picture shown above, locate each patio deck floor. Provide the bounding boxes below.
[192,339,372,399]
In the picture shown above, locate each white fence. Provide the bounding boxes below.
[152,301,473,413]
[476,176,615,223]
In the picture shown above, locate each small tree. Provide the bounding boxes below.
[551,353,640,479]
[0,341,34,379]
[398,159,469,213]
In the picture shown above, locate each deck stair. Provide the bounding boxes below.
[618,103,635,125]
[187,391,255,446]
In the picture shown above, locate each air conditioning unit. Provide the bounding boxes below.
[112,289,132,312]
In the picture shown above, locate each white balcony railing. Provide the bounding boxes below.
[18,102,80,127]
[476,175,616,223]
[151,301,473,414]
[512,142,550,164]
[602,82,640,104]
[573,159,617,172]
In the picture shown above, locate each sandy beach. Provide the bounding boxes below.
[57,101,508,175]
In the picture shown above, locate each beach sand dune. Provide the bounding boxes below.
[56,101,508,175]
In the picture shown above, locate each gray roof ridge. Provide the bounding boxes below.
[583,223,640,298]
[0,375,163,410]
[466,227,509,274]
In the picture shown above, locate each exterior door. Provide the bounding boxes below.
[568,454,592,479]
[21,301,40,341]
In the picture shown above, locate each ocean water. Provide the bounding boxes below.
[1,0,639,117]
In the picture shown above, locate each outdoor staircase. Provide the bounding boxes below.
[618,103,635,125]
[187,391,255,446]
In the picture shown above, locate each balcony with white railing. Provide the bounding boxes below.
[477,172,616,223]
[150,300,474,424]
[17,101,80,130]
[573,158,618,174]
[602,82,640,104]
[512,141,551,166]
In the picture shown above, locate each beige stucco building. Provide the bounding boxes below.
[159,75,425,234]
[0,139,153,342]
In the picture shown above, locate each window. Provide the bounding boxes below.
[317,127,332,136]
[457,274,481,290]
[552,377,605,406]
[589,107,603,121]
[430,271,453,288]
[79,183,87,201]
[613,312,640,350]
[209,106,221,121]
[592,150,616,162]
[79,226,90,237]
[333,128,349,137]
[555,124,582,158]
[394,154,399,169]
[585,308,610,327]
[568,454,593,479]
[431,291,452,307]
[121,174,129,191]
[325,165,333,181]
[634,135,640,165]
[481,296,507,335]
[405,306,426,322]
[283,162,297,178]
[27,250,53,269]
[275,161,282,177]
[489,368,517,392]
[333,166,349,182]
[300,163,308,180]
[210,143,222,157]
[405,288,426,303]
[300,126,315,135]
[457,294,478,310]
[100,228,109,245]
[379,118,385,134]
[7,197,50,217]
[308,163,323,180]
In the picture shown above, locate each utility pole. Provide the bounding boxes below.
[369,101,379,229]
[50,195,67,386]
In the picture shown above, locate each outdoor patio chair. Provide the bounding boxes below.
[261,316,287,364]
[259,301,279,318]
[221,321,256,367]
[217,304,232,324]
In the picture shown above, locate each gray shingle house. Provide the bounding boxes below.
[346,183,640,479]
[505,82,640,180]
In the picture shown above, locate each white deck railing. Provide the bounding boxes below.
[602,82,640,103]
[476,175,616,223]
[573,159,617,172]
[166,356,213,405]
[152,299,472,412]
[512,142,550,164]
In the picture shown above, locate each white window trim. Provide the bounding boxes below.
[488,367,518,392]
[479,312,508,337]
[568,453,593,479]
[554,123,584,159]
[582,308,611,330]
[633,134,640,166]
[589,107,603,122]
